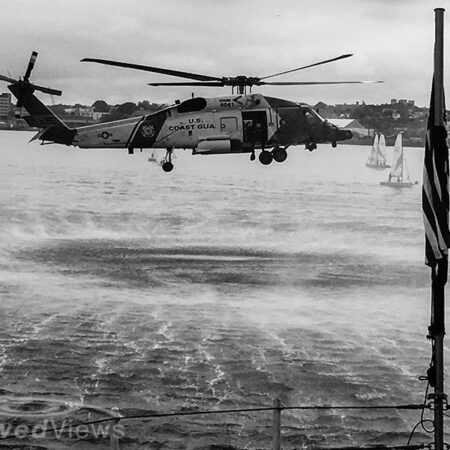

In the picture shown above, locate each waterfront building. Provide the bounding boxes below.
[0,93,11,121]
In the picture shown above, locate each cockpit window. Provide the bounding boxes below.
[177,97,207,113]
[302,107,324,122]
[310,108,325,120]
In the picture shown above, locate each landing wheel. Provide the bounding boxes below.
[162,162,174,172]
[162,148,174,172]
[332,141,337,148]
[250,150,256,161]
[272,147,287,163]
[259,150,273,165]
[306,142,317,152]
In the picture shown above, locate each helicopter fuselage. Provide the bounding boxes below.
[72,93,352,153]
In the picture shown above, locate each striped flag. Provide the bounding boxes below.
[422,79,450,267]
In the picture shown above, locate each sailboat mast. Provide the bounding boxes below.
[398,133,404,181]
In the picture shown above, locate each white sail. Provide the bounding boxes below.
[367,133,379,164]
[380,133,414,187]
[366,133,390,168]
[389,133,403,178]
[402,151,411,182]
[377,134,387,163]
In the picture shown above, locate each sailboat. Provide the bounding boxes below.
[365,133,391,169]
[380,133,416,187]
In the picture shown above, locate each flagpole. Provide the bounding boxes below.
[434,8,445,127]
[431,259,447,450]
[431,8,446,450]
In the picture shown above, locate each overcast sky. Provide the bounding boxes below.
[1,0,448,107]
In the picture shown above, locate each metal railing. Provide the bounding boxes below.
[0,398,432,449]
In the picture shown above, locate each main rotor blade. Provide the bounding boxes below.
[260,54,353,80]
[148,81,225,87]
[259,80,383,85]
[33,84,62,96]
[24,51,38,81]
[0,74,18,84]
[82,58,222,82]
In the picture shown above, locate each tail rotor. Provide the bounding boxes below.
[0,51,63,99]
[24,51,38,82]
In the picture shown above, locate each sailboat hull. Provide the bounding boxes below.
[380,181,414,188]
[365,162,391,170]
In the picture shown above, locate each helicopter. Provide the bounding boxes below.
[0,52,381,172]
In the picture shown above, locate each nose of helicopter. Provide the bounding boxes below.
[330,125,353,142]
[339,129,353,140]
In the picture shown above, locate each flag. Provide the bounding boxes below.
[422,78,450,267]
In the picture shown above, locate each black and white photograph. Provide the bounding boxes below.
[0,1,449,448]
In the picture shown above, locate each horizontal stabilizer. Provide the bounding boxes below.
[29,128,47,142]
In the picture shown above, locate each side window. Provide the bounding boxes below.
[221,117,238,131]
[304,110,316,124]
[177,97,207,113]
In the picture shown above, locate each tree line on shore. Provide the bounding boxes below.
[50,100,167,122]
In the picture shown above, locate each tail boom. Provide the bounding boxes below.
[8,83,76,145]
